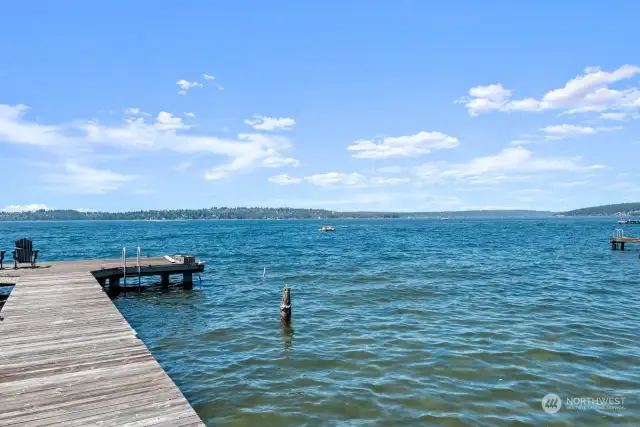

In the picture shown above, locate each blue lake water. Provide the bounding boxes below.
[0,218,638,425]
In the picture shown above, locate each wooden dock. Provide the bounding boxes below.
[610,236,640,250]
[0,257,206,426]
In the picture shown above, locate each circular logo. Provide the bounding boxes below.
[542,393,562,413]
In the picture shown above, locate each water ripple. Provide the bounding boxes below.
[2,218,639,425]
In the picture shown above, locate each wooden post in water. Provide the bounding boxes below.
[122,247,127,291]
[109,276,120,296]
[137,247,141,291]
[280,285,291,324]
[161,273,170,288]
[183,272,193,289]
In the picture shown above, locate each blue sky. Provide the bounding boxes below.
[1,1,640,213]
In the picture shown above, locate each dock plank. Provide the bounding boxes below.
[611,236,640,243]
[0,260,205,426]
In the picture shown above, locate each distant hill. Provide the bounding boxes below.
[355,210,553,218]
[0,207,552,221]
[558,202,640,217]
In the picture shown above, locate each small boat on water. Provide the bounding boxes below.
[617,218,640,224]
[319,225,336,232]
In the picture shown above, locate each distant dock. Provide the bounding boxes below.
[610,228,640,250]
[0,256,205,426]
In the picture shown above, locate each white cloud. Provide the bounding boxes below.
[541,124,596,137]
[543,66,639,106]
[0,104,72,146]
[268,174,302,185]
[261,154,300,168]
[600,112,627,121]
[176,79,203,96]
[469,83,512,100]
[509,139,532,146]
[376,166,405,173]
[44,163,136,194]
[154,112,189,131]
[304,172,369,187]
[203,74,224,90]
[244,115,295,131]
[556,181,588,188]
[202,134,298,180]
[302,172,412,187]
[369,177,411,184]
[538,124,622,140]
[184,112,195,117]
[595,125,623,132]
[124,108,152,118]
[414,146,604,185]
[458,65,640,116]
[2,204,49,212]
[457,83,513,116]
[0,104,298,181]
[204,168,231,181]
[347,131,458,159]
[74,208,95,213]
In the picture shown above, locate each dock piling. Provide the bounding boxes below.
[137,246,141,291]
[183,272,193,289]
[122,247,127,291]
[109,276,120,296]
[280,285,291,324]
[161,272,170,287]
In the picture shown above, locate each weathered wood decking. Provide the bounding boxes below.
[0,259,205,426]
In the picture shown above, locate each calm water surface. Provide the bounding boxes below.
[1,219,638,426]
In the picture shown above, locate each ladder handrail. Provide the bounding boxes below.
[136,247,141,291]
[122,247,127,290]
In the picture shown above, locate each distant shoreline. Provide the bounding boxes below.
[0,208,553,221]
[1,202,638,221]
[0,215,629,223]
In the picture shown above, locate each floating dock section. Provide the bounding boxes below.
[610,236,640,250]
[610,229,640,250]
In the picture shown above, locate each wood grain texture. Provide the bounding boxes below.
[0,260,205,426]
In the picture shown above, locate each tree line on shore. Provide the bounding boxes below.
[1,202,638,221]
[0,208,400,221]
[558,202,640,217]
[0,207,550,221]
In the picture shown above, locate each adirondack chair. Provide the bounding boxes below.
[12,239,39,268]
[0,250,5,269]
